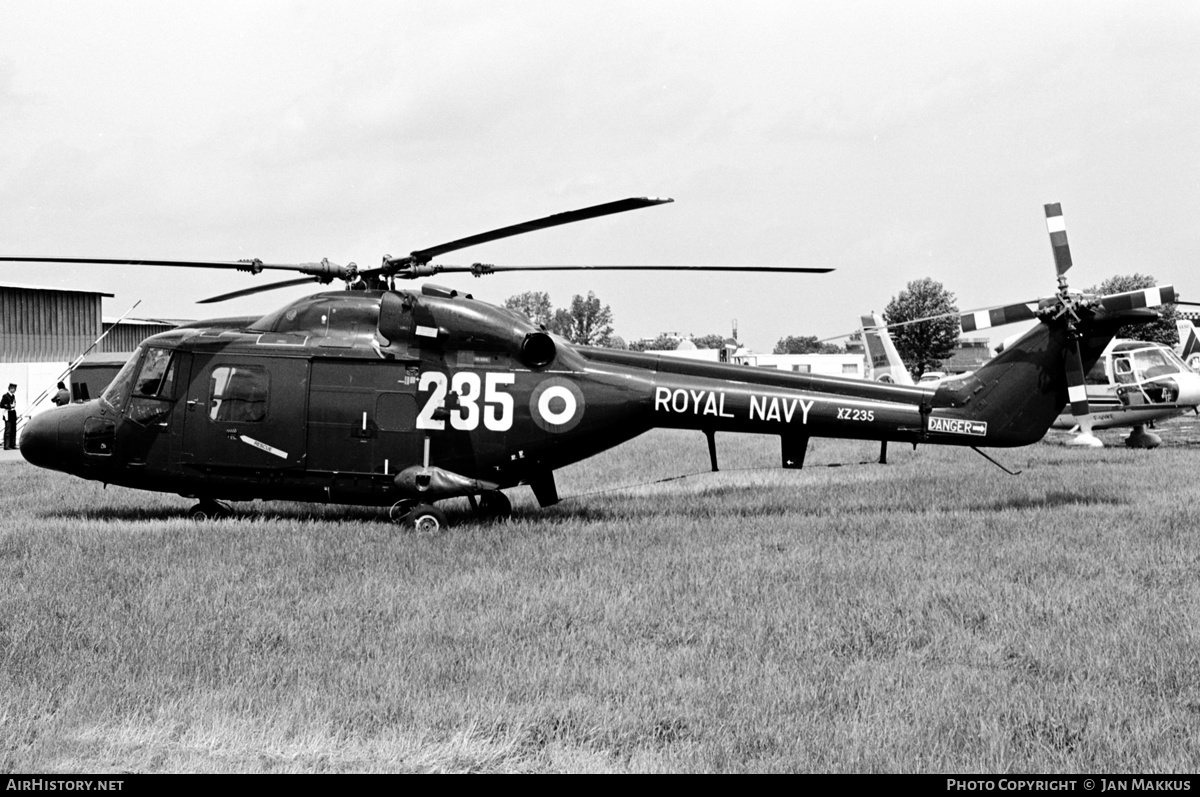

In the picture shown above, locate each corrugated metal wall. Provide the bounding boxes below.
[97,322,177,353]
[0,286,104,363]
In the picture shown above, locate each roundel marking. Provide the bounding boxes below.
[538,386,576,424]
[529,377,585,433]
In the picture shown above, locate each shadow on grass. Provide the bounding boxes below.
[37,502,393,524]
[39,506,193,522]
[976,490,1130,512]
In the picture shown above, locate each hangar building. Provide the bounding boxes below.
[0,283,178,434]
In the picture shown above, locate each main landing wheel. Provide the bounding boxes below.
[187,500,231,521]
[477,490,512,521]
[390,501,449,534]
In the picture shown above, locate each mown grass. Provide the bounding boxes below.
[2,422,1200,772]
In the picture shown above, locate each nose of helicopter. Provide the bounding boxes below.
[19,404,85,473]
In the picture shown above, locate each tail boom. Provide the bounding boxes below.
[581,310,1148,452]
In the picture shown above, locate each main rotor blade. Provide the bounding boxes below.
[1,256,276,272]
[1044,203,1073,277]
[436,263,835,275]
[198,276,329,304]
[0,255,352,280]
[400,197,674,265]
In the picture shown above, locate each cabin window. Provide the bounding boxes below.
[208,365,269,423]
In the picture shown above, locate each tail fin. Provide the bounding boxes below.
[861,313,914,385]
[932,310,1153,446]
[1177,317,1200,370]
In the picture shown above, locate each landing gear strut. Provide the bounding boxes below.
[476,490,512,521]
[1125,424,1162,449]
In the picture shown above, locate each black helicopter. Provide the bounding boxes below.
[6,199,1174,530]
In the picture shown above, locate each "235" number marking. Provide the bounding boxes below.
[416,372,516,431]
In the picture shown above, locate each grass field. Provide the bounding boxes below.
[3,421,1200,773]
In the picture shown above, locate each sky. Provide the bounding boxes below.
[2,0,1198,353]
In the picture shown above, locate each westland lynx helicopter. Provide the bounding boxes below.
[6,199,1176,530]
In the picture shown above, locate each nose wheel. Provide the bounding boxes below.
[386,490,511,531]
[187,500,231,520]
[388,501,449,533]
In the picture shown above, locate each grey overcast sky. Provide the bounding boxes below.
[2,0,1198,352]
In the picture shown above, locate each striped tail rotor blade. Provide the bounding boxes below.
[1096,284,1177,313]
[1045,203,1073,277]
[959,301,1039,332]
[1064,339,1090,417]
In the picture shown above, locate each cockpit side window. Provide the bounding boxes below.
[126,348,178,427]
[1132,348,1176,380]
[1113,356,1135,384]
[100,350,143,412]
[134,348,176,399]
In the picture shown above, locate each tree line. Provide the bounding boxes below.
[503,291,732,351]
[504,290,841,354]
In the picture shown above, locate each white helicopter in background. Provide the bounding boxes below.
[1177,317,1200,371]
[1047,335,1200,447]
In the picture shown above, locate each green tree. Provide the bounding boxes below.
[690,333,729,350]
[630,334,681,352]
[1086,274,1178,346]
[883,278,959,378]
[556,291,615,346]
[549,308,575,338]
[503,291,554,327]
[773,335,843,355]
[504,290,624,347]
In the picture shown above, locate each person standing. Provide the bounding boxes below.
[1,384,16,450]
